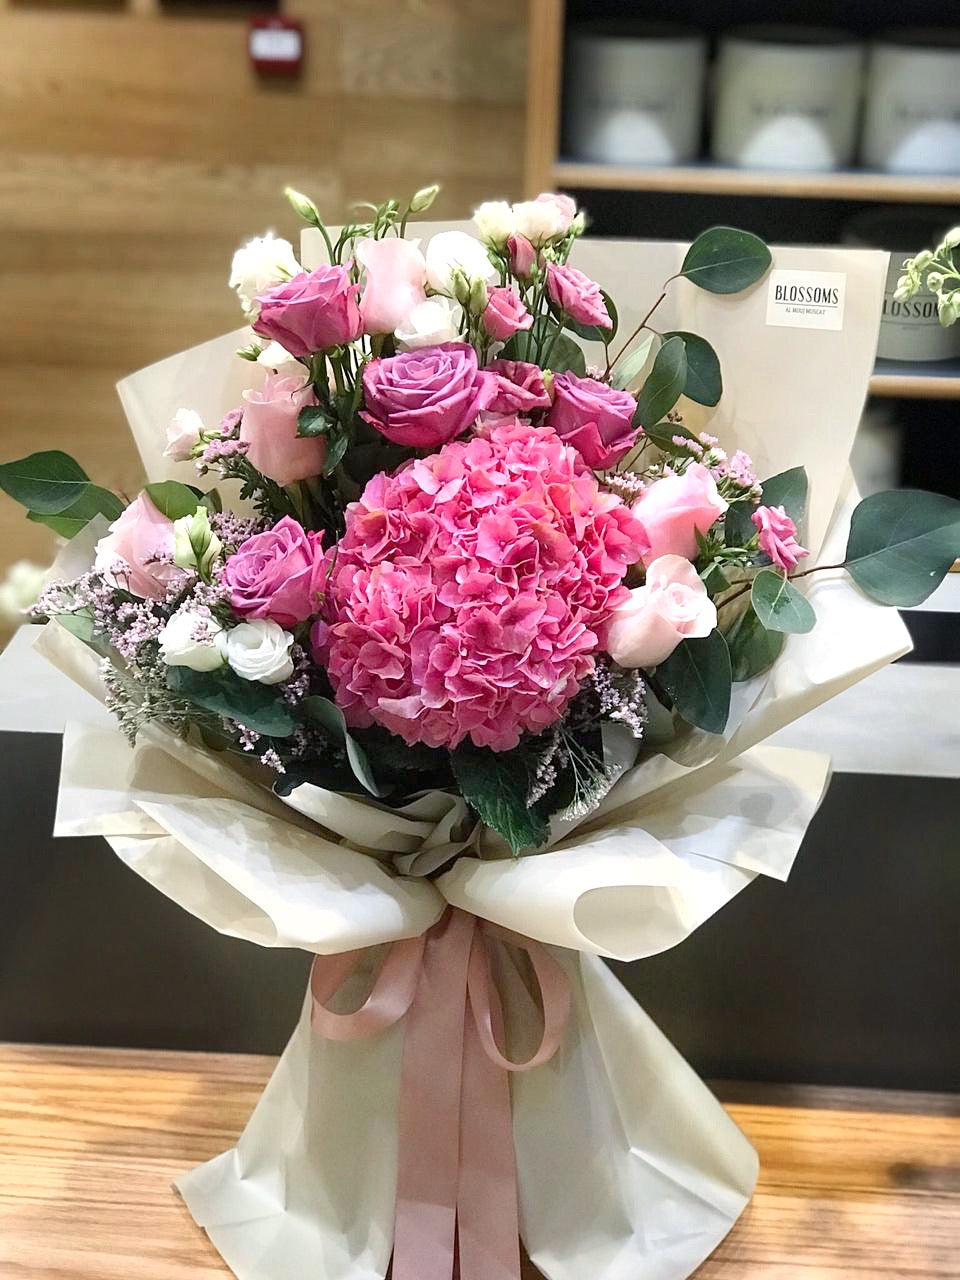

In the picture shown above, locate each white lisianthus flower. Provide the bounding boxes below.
[395,297,464,350]
[229,232,301,318]
[511,199,568,245]
[164,408,205,462]
[256,340,307,381]
[424,230,496,296]
[223,619,295,685]
[0,560,46,624]
[158,609,226,673]
[472,200,516,247]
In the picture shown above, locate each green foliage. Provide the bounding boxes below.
[662,331,722,406]
[724,604,786,681]
[144,481,204,521]
[501,317,586,375]
[609,331,657,390]
[297,405,338,438]
[165,666,296,738]
[552,289,619,344]
[655,630,732,735]
[641,419,699,453]
[450,741,549,856]
[680,227,772,295]
[0,450,125,536]
[636,335,687,427]
[844,489,960,606]
[301,696,386,797]
[725,465,808,549]
[26,486,124,538]
[751,568,817,634]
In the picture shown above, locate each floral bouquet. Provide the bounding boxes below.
[3,185,959,1280]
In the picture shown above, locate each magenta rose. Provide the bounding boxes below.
[361,343,494,448]
[484,359,552,414]
[94,493,189,601]
[482,287,533,341]
[546,263,612,329]
[546,372,638,470]
[253,265,362,357]
[240,374,326,487]
[223,516,325,627]
[752,504,808,571]
[631,463,729,564]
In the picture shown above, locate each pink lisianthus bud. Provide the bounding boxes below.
[223,516,326,628]
[545,372,638,469]
[253,265,362,357]
[546,263,612,330]
[752,504,808,571]
[506,233,536,279]
[631,463,729,564]
[94,493,189,601]
[482,287,533,341]
[605,555,717,669]
[361,343,494,448]
[240,374,326,486]
[356,236,427,335]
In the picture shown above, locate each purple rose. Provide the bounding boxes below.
[484,359,552,414]
[253,265,362,357]
[546,263,612,330]
[361,343,493,448]
[223,516,325,628]
[546,372,638,470]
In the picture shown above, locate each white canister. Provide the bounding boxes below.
[845,207,960,362]
[862,30,960,173]
[712,26,864,170]
[563,21,707,166]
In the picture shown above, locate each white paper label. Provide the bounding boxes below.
[766,270,846,331]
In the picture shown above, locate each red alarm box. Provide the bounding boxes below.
[248,16,304,77]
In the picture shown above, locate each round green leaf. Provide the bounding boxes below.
[664,331,722,406]
[681,227,772,295]
[636,335,687,428]
[751,569,816,634]
[610,331,658,390]
[655,629,732,735]
[0,450,90,514]
[844,489,960,607]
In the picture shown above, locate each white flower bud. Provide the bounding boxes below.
[223,620,295,685]
[284,186,322,226]
[158,609,225,673]
[943,226,960,250]
[173,506,222,581]
[409,184,440,213]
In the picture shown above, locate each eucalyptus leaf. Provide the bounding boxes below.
[145,481,203,521]
[0,451,90,514]
[663,331,722,406]
[642,419,699,453]
[302,696,386,797]
[680,227,772,295]
[761,467,809,528]
[724,500,756,549]
[844,489,960,606]
[610,331,658,390]
[166,666,296,738]
[27,484,124,538]
[450,742,548,856]
[751,568,816,634]
[52,611,97,644]
[655,629,732,735]
[636,335,687,428]
[724,604,785,681]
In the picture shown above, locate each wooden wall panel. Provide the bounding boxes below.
[0,1,527,638]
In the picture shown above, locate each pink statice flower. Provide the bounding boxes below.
[316,419,646,752]
[752,505,808,571]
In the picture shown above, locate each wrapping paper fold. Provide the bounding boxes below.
[0,235,907,1279]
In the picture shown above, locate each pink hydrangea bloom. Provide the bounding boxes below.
[316,419,646,752]
[752,505,808,571]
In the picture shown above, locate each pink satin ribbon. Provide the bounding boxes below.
[310,908,570,1280]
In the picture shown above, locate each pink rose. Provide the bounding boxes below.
[223,516,325,627]
[484,359,551,414]
[605,555,717,669]
[632,464,729,565]
[253,265,362,357]
[507,233,536,279]
[546,263,612,329]
[546,372,638,469]
[356,236,426,336]
[752,504,808,571]
[94,493,188,601]
[482,287,533,341]
[361,343,493,448]
[240,375,326,486]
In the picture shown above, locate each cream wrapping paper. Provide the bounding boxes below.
[0,235,909,1279]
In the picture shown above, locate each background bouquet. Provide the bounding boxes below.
[2,185,958,1280]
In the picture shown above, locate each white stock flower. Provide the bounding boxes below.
[256,340,307,381]
[0,560,46,623]
[424,230,496,296]
[472,200,516,246]
[164,408,205,462]
[395,297,464,349]
[229,232,301,318]
[158,609,225,673]
[511,199,568,245]
[223,619,295,685]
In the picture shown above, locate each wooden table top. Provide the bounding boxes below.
[1,1043,957,1279]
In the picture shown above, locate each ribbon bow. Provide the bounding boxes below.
[310,907,570,1280]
